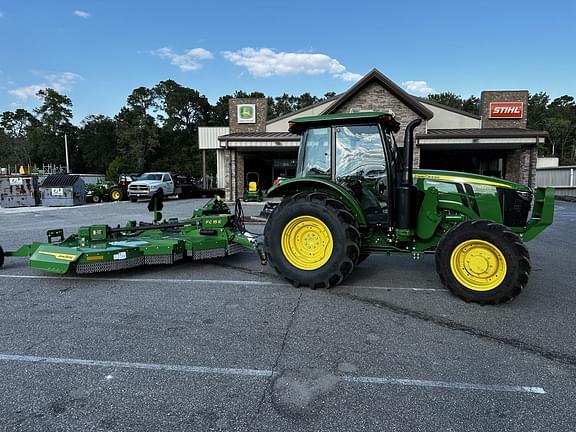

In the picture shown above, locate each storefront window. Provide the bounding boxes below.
[297,127,331,177]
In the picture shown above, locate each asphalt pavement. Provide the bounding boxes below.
[0,198,575,431]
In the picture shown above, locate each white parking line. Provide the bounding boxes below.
[0,274,447,292]
[0,353,544,394]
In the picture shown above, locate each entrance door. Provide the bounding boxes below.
[335,125,389,225]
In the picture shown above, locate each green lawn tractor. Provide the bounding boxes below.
[263,112,555,304]
[86,180,124,203]
[0,193,264,274]
[243,172,263,202]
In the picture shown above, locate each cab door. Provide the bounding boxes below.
[334,124,389,225]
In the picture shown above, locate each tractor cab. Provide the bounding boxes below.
[289,111,403,226]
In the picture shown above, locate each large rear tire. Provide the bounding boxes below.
[435,220,530,305]
[109,187,123,202]
[264,192,360,289]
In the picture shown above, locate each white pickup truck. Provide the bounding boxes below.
[127,172,194,201]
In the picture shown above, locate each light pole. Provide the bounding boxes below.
[64,133,70,173]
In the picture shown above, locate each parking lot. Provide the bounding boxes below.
[0,198,575,431]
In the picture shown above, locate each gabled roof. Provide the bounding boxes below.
[321,69,434,120]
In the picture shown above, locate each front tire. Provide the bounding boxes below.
[264,192,360,289]
[92,194,101,203]
[435,220,530,305]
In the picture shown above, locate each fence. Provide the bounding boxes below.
[0,164,67,176]
[536,166,576,198]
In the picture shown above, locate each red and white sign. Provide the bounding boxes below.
[489,102,524,119]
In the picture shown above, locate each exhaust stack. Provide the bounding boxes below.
[396,119,422,231]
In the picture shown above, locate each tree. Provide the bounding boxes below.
[462,96,480,115]
[115,87,160,172]
[0,109,39,166]
[33,88,76,167]
[427,92,464,110]
[545,96,576,162]
[78,115,118,173]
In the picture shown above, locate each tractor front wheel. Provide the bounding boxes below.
[435,220,530,305]
[92,194,101,203]
[264,192,360,289]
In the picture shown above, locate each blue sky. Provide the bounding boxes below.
[0,0,574,122]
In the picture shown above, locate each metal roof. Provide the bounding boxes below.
[418,128,548,139]
[218,132,300,142]
[40,174,83,187]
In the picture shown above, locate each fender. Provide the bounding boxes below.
[267,177,367,226]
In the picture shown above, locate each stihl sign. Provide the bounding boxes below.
[489,102,524,119]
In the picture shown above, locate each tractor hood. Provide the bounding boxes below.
[413,169,532,192]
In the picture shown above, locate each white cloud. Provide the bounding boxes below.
[402,80,435,95]
[222,47,361,82]
[9,72,83,100]
[73,10,91,19]
[152,47,213,72]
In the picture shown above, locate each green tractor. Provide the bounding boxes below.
[243,172,264,202]
[86,180,124,203]
[263,112,555,304]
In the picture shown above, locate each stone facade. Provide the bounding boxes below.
[334,82,427,168]
[222,149,245,201]
[506,147,537,186]
[480,91,528,129]
[228,98,267,133]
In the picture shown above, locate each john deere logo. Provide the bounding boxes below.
[237,104,256,123]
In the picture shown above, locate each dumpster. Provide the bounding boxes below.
[0,175,40,208]
[40,175,85,206]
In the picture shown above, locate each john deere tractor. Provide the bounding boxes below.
[264,112,554,304]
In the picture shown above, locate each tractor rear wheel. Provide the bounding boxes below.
[435,220,530,305]
[109,187,123,201]
[264,192,360,289]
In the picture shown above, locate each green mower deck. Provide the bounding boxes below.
[0,197,264,275]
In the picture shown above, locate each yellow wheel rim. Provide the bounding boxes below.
[281,216,333,271]
[450,239,507,291]
[111,191,121,200]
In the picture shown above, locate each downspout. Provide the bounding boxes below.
[226,140,232,200]
[529,137,537,188]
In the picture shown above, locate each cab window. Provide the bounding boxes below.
[297,127,330,177]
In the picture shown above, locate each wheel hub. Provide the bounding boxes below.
[281,216,333,271]
[450,239,507,291]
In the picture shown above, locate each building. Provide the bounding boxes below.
[199,69,547,201]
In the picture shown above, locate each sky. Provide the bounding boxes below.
[0,0,575,122]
